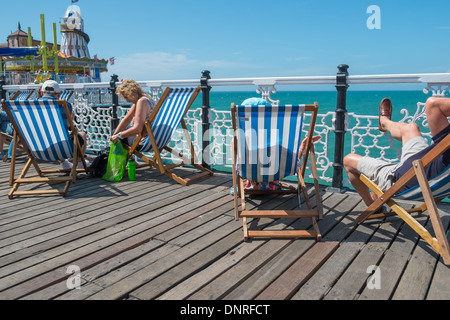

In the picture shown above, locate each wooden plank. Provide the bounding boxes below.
[54,201,235,299]
[225,192,355,300]
[324,216,404,300]
[426,254,450,300]
[254,241,339,300]
[392,209,450,300]
[87,222,242,300]
[291,199,372,300]
[0,176,232,298]
[1,154,450,301]
[426,211,450,300]
[167,192,327,300]
[358,212,428,300]
[24,239,168,300]
[0,173,219,268]
[127,192,298,300]
[190,192,342,301]
[240,209,319,218]
[247,229,317,238]
[160,234,284,300]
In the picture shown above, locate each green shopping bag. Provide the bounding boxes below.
[102,141,128,182]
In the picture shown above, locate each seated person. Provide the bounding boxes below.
[109,79,156,148]
[39,80,89,170]
[239,97,321,190]
[344,97,450,207]
[0,109,14,160]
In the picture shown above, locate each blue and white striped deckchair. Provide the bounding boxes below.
[231,102,322,241]
[11,90,34,101]
[1,90,34,162]
[395,164,450,201]
[357,133,450,265]
[59,89,74,102]
[1,99,87,198]
[128,87,213,186]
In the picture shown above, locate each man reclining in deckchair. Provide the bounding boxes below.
[344,96,450,208]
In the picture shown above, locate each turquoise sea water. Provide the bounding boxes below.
[189,90,449,187]
[192,90,439,120]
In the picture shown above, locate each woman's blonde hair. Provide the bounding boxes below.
[116,79,151,101]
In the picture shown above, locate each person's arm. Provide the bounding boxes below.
[110,104,135,142]
[298,135,321,158]
[111,98,149,142]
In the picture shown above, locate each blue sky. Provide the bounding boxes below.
[2,0,450,88]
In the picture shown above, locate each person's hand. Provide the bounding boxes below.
[300,135,321,152]
[110,134,119,143]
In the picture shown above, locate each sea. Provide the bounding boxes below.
[191,90,439,120]
[188,89,448,187]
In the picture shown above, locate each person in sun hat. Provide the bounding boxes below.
[39,80,89,170]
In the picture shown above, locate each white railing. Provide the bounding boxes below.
[3,71,449,187]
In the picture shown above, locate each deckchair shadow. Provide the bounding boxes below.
[1,99,88,198]
[127,87,213,186]
[231,103,323,241]
[356,133,450,265]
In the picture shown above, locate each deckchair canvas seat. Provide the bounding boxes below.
[11,90,34,101]
[59,89,74,101]
[357,133,450,265]
[394,164,450,201]
[128,87,213,186]
[1,99,88,198]
[232,103,322,241]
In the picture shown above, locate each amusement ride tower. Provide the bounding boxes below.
[59,5,90,58]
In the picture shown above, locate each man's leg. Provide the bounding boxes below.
[346,98,421,207]
[344,153,375,206]
[379,98,422,144]
[425,97,450,136]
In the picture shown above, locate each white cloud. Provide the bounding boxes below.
[104,51,261,81]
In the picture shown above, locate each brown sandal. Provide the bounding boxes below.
[379,98,392,132]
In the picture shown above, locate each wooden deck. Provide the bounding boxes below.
[0,156,449,301]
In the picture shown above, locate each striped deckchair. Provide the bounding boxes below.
[1,99,88,198]
[2,89,36,159]
[1,89,34,162]
[356,133,450,265]
[127,87,213,186]
[59,89,74,102]
[231,103,322,241]
[11,89,34,101]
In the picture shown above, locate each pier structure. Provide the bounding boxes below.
[0,67,449,301]
[1,67,450,190]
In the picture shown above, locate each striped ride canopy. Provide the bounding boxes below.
[395,164,450,201]
[235,104,305,183]
[139,88,195,153]
[5,100,73,161]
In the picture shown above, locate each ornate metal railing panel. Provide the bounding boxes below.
[2,70,449,188]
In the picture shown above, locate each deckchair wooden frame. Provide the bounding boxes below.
[0,130,27,163]
[231,102,323,241]
[356,133,450,265]
[1,99,88,199]
[127,87,213,186]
